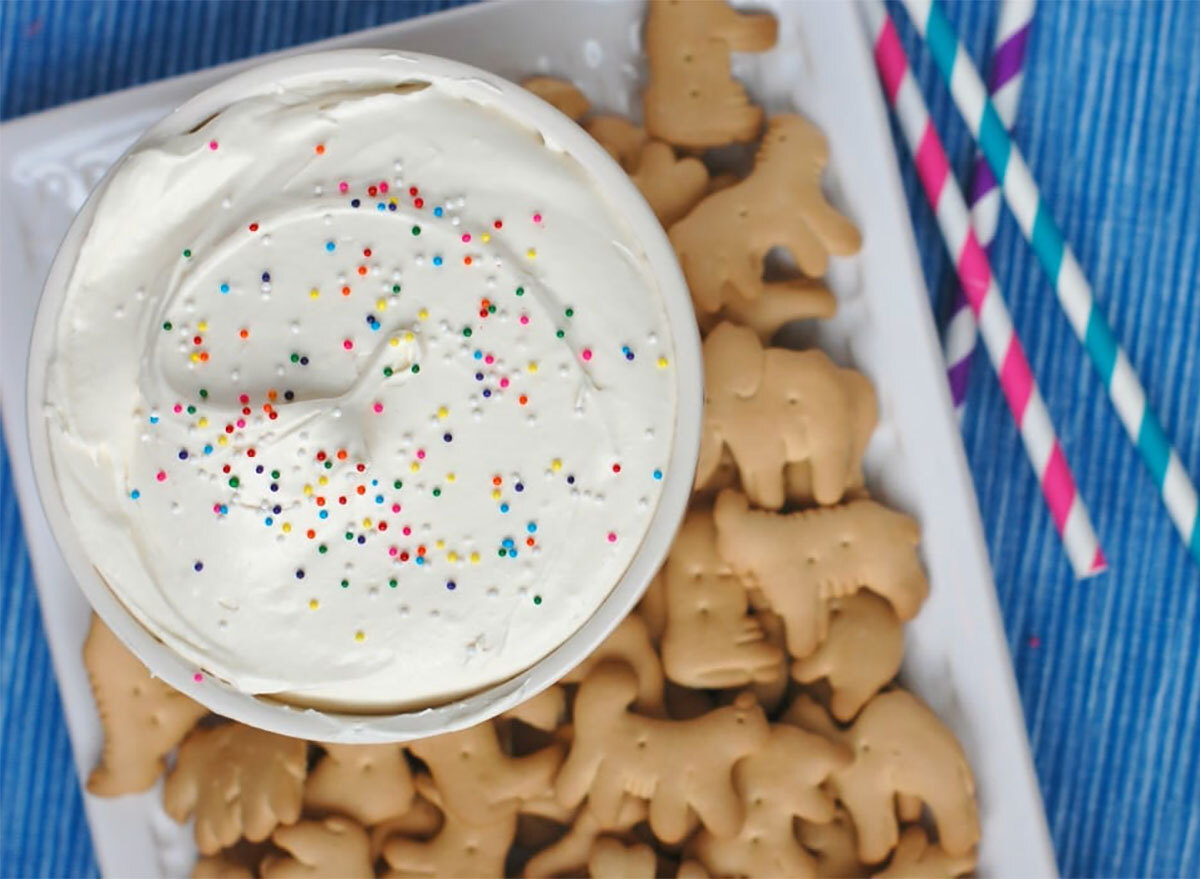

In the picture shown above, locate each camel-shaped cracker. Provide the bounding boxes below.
[661,508,784,689]
[556,661,769,843]
[833,690,980,864]
[260,816,374,879]
[303,743,415,825]
[83,615,208,796]
[523,796,647,879]
[588,838,658,879]
[382,778,516,879]
[407,720,563,826]
[696,323,877,510]
[872,826,976,879]
[164,723,307,855]
[715,490,928,659]
[642,0,777,149]
[791,591,905,721]
[670,115,861,322]
[562,613,665,714]
[689,724,850,879]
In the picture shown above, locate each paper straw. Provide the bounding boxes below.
[944,0,1035,416]
[864,0,1105,577]
[902,0,1200,564]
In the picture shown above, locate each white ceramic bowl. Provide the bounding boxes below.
[26,49,702,743]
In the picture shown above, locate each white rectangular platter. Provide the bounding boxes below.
[0,1,1057,876]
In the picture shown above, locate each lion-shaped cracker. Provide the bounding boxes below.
[303,743,414,826]
[523,796,646,879]
[632,141,710,227]
[715,490,928,659]
[407,720,563,826]
[642,0,777,149]
[83,615,208,796]
[791,591,905,722]
[670,115,861,321]
[696,323,877,510]
[556,660,769,844]
[260,816,374,879]
[872,826,976,879]
[522,76,590,121]
[661,508,784,689]
[164,723,307,855]
[562,613,665,714]
[689,724,850,879]
[383,778,516,879]
[833,690,980,864]
[586,116,650,172]
[589,837,658,879]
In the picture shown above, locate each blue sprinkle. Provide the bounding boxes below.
[219,283,230,294]
[296,569,305,579]
[475,372,484,381]
[256,465,264,474]
[483,389,492,398]
[566,475,575,485]
[319,510,329,519]
[388,203,397,212]
[203,445,213,455]
[149,415,159,424]
[433,256,443,267]
[325,241,336,252]
[356,535,366,544]
[193,561,203,572]
[219,504,229,515]
[265,517,273,526]
[270,483,279,492]
[503,538,515,548]
[415,556,425,566]
[178,450,188,460]
[130,489,141,500]
[446,580,456,590]
[473,350,483,360]
[433,206,444,217]
[351,198,361,208]
[377,203,386,211]
[272,505,281,514]
[261,272,270,283]
[443,433,452,443]
[371,479,378,486]
[653,469,663,480]
[510,549,518,558]
[515,483,524,492]
[527,522,537,533]
[375,494,384,504]
[499,502,510,513]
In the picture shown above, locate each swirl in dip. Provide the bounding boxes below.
[43,71,677,710]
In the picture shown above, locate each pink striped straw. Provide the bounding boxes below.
[944,0,1035,416]
[864,0,1106,578]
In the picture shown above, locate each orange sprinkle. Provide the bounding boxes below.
[464,256,472,266]
[268,389,278,401]
[356,485,366,495]
[316,497,325,507]
[342,286,351,296]
[337,449,348,460]
[315,143,325,155]
[198,351,210,362]
[518,395,528,405]
[526,537,535,547]
[492,476,502,486]
[357,265,368,276]
[239,329,249,339]
[306,529,316,539]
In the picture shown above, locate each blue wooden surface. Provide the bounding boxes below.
[1,2,1197,876]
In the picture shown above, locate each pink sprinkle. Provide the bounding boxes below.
[173,404,183,413]
[581,348,593,361]
[235,418,246,428]
[388,546,398,557]
[532,212,542,223]
[519,315,530,325]
[379,181,389,193]
[156,470,167,482]
[462,233,471,243]
[416,449,426,460]
[208,141,218,151]
[484,354,495,365]
[212,503,221,514]
[607,532,617,543]
[338,181,349,193]
[239,393,249,404]
[402,525,412,536]
[193,672,204,682]
[499,377,510,389]
[391,503,401,513]
[344,339,354,350]
[373,402,384,414]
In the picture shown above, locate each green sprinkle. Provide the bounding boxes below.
[182,249,192,258]
[345,532,354,540]
[411,364,420,374]
[340,579,349,589]
[290,353,300,363]
[318,544,328,554]
[411,225,421,236]
[162,321,172,331]
[324,460,332,470]
[383,366,394,377]
[565,307,574,318]
[515,286,525,296]
[388,578,398,588]
[392,284,401,294]
[432,487,442,497]
[186,405,196,415]
[555,329,565,339]
[462,327,473,338]
[533,595,542,605]
[228,476,240,488]
[498,548,507,557]
[270,470,280,479]
[393,480,403,490]
[199,388,208,398]
[488,305,496,314]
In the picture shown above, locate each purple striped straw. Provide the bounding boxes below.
[943,0,1035,416]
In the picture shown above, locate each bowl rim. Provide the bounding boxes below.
[25,47,702,742]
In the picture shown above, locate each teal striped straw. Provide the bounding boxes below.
[901,0,1199,564]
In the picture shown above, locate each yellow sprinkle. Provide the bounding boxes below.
[470,552,480,564]
[404,331,414,342]
[355,630,365,642]
[527,361,538,373]
[217,435,227,446]
[419,308,429,320]
[481,232,491,243]
[310,288,320,299]
[446,472,456,483]
[309,599,319,610]
[526,248,537,259]
[437,406,448,419]
[282,522,292,534]
[447,551,458,563]
[197,321,208,332]
[304,484,313,496]
[376,298,388,310]
[389,336,400,347]
[492,488,501,500]
[197,417,209,428]
[318,475,328,486]
[190,353,200,363]
[436,539,445,549]
[657,356,669,369]
[551,458,562,472]
[411,462,420,472]
[362,518,372,528]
